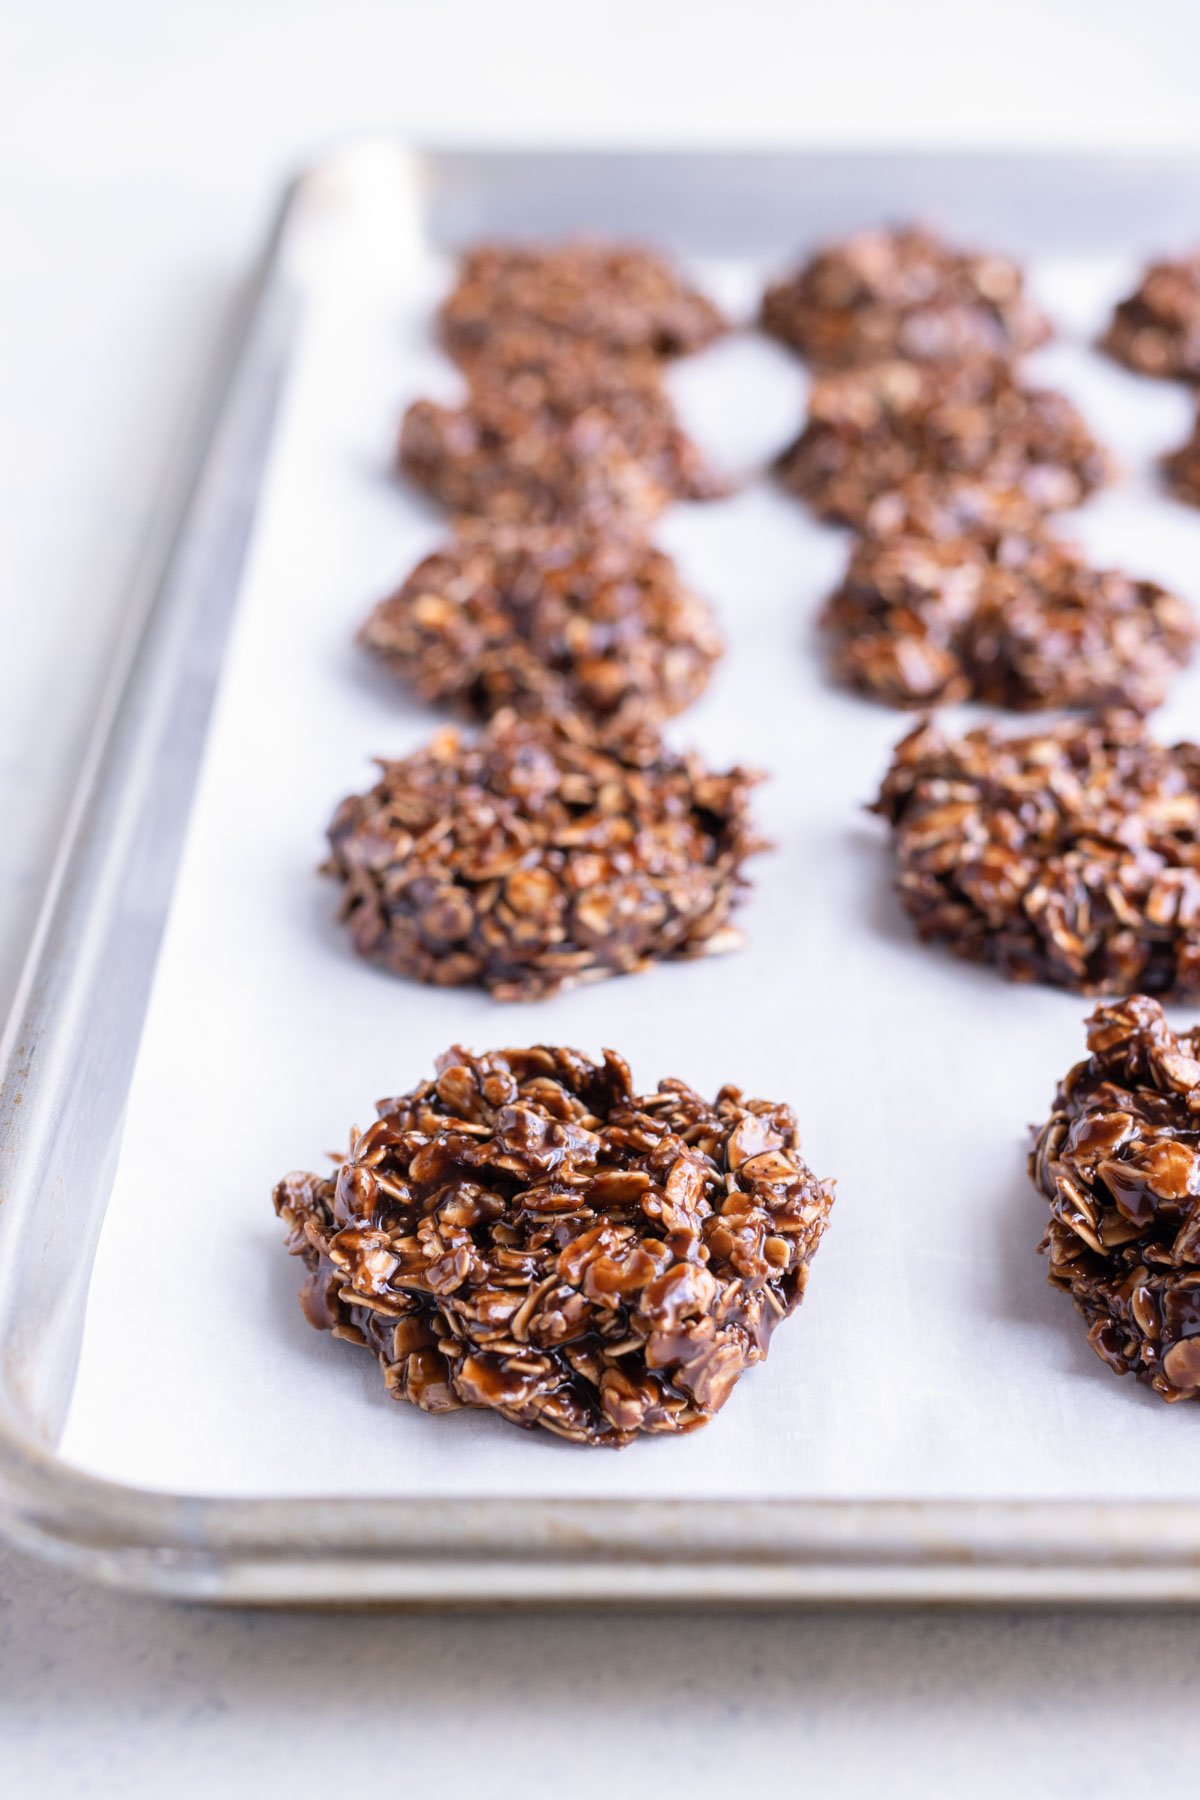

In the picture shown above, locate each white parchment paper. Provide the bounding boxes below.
[58,218,1200,1499]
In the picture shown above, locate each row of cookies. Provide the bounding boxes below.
[760,222,1200,1408]
[763,225,1198,714]
[755,224,1200,1003]
[275,242,834,1446]
[337,243,768,999]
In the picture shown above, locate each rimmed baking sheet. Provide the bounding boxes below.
[52,150,1200,1513]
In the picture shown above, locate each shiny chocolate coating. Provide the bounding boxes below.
[275,1045,833,1446]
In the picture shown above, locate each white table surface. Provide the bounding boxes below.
[5,1,1200,1791]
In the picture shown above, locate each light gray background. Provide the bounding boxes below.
[6,1,1200,1792]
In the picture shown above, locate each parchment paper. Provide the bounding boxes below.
[58,219,1200,1498]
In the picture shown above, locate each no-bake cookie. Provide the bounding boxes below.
[824,527,1195,712]
[1032,995,1200,1402]
[398,396,667,528]
[458,328,728,499]
[439,239,726,362]
[778,360,1113,528]
[359,522,722,732]
[762,224,1051,370]
[873,713,1200,995]
[274,1043,833,1445]
[325,713,764,1000]
[1102,254,1200,381]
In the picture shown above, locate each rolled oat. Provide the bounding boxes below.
[439,239,726,362]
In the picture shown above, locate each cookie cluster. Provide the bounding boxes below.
[276,1046,833,1446]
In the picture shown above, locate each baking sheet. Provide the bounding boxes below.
[57,205,1200,1501]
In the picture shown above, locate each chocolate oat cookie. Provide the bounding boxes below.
[359,522,722,732]
[325,713,765,1000]
[1163,403,1200,506]
[398,395,667,528]
[873,713,1200,995]
[408,330,728,510]
[1032,996,1200,1402]
[274,1044,833,1446]
[439,239,726,362]
[1102,254,1200,381]
[467,330,727,499]
[778,360,1113,528]
[824,527,1195,712]
[762,224,1051,370]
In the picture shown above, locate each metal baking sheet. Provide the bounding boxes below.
[5,143,1200,1604]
